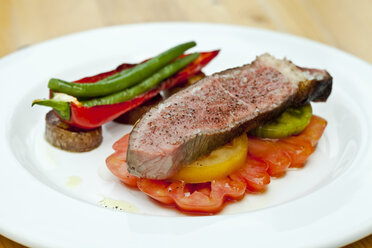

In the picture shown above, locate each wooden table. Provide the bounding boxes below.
[1,0,371,247]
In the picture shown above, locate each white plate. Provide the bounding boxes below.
[1,23,372,248]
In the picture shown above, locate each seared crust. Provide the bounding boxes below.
[45,111,102,152]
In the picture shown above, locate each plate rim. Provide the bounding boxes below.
[1,22,372,248]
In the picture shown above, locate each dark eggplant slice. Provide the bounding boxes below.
[45,110,102,152]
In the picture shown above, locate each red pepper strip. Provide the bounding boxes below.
[63,50,219,129]
[74,63,136,83]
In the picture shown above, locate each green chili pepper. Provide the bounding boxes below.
[48,41,197,97]
[82,53,200,107]
[32,96,71,120]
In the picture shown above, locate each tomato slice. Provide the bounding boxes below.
[112,133,130,153]
[230,157,270,192]
[247,138,292,177]
[169,178,246,213]
[282,115,327,168]
[106,134,138,187]
[136,178,246,213]
[137,179,174,204]
[247,116,327,176]
[106,115,327,214]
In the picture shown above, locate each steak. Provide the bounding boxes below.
[127,54,332,179]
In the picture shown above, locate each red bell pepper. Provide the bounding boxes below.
[55,50,219,130]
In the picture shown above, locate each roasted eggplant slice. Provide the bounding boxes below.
[45,110,102,152]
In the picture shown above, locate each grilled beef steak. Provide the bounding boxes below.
[127,54,332,179]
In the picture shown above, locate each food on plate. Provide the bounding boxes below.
[106,53,332,213]
[32,41,219,151]
[127,54,332,180]
[107,116,327,213]
[45,110,102,152]
[247,116,327,176]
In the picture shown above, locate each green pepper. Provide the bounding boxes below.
[82,53,200,107]
[48,41,197,97]
[32,93,72,120]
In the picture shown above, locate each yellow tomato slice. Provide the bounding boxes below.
[172,134,248,183]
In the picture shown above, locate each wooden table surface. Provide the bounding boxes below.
[1,0,371,247]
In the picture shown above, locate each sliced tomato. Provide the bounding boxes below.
[112,133,130,153]
[106,134,138,186]
[248,116,327,175]
[288,115,327,147]
[247,138,292,177]
[137,178,246,213]
[137,179,174,204]
[230,157,270,192]
[168,178,246,213]
[282,115,327,168]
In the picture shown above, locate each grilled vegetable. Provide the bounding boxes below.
[48,41,197,97]
[81,53,200,107]
[45,110,102,152]
[32,51,219,130]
